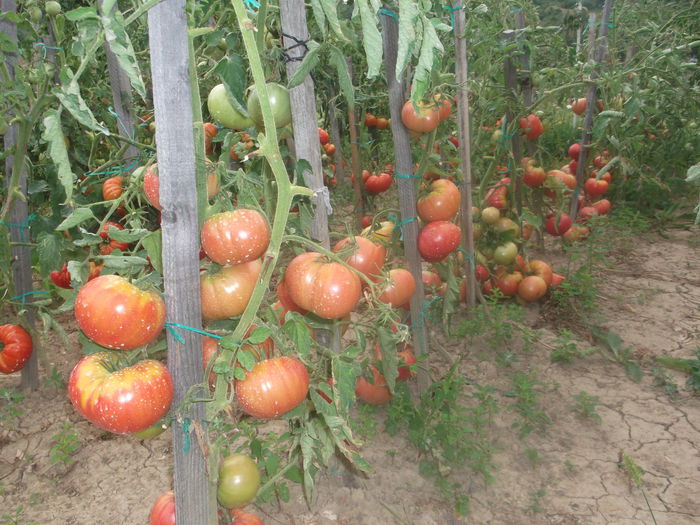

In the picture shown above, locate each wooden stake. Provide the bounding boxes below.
[147,1,213,523]
[380,11,429,392]
[503,29,524,216]
[452,0,476,309]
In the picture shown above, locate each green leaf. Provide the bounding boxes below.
[287,41,323,89]
[686,164,700,185]
[43,110,75,204]
[141,230,163,274]
[282,317,312,359]
[521,208,543,229]
[396,0,419,81]
[410,15,444,105]
[377,326,398,393]
[236,348,257,371]
[625,361,643,383]
[310,0,327,36]
[328,45,354,110]
[36,232,62,275]
[247,325,272,344]
[319,0,347,41]
[56,74,110,135]
[56,208,96,231]
[107,227,149,242]
[100,6,147,100]
[284,464,304,483]
[357,0,382,78]
[214,54,249,116]
[332,355,360,416]
[101,254,149,270]
[72,231,102,247]
[78,331,111,355]
[65,7,99,21]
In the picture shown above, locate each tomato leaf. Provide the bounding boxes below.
[356,0,382,79]
[521,208,543,230]
[287,41,322,89]
[332,355,360,416]
[101,254,149,270]
[282,317,312,359]
[36,232,63,275]
[377,326,398,393]
[55,73,110,135]
[246,325,272,345]
[65,6,99,21]
[410,16,445,107]
[319,0,347,41]
[214,54,249,116]
[396,0,419,80]
[328,45,354,110]
[107,227,149,242]
[78,331,111,356]
[284,464,304,483]
[141,230,163,274]
[99,3,147,100]
[42,110,75,204]
[236,348,257,371]
[56,208,96,231]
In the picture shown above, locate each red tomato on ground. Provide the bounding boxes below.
[75,275,165,350]
[526,260,553,287]
[545,213,573,236]
[285,252,361,319]
[592,198,611,215]
[149,491,175,525]
[68,352,173,434]
[332,236,386,282]
[201,209,270,265]
[200,260,262,321]
[235,357,309,418]
[418,221,462,262]
[417,178,460,222]
[0,324,33,374]
[231,509,264,525]
[517,275,548,302]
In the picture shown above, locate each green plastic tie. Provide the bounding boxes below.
[11,290,50,304]
[32,42,63,59]
[165,322,224,344]
[0,213,37,241]
[107,106,134,140]
[181,418,191,452]
[395,173,421,179]
[378,8,398,21]
[442,6,463,29]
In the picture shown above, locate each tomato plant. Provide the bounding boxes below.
[284,252,362,319]
[235,356,309,418]
[68,352,173,434]
[200,260,262,321]
[217,453,261,509]
[0,324,33,374]
[75,275,166,350]
[99,222,129,254]
[201,209,270,265]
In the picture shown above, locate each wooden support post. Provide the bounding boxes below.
[346,61,365,228]
[98,0,139,160]
[452,0,476,309]
[280,0,330,248]
[515,11,536,158]
[1,0,39,390]
[147,1,213,524]
[381,11,429,392]
[569,0,615,219]
[503,30,524,216]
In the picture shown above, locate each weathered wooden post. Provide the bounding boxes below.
[147,1,213,523]
[1,0,39,390]
[569,0,615,219]
[502,29,525,216]
[452,0,476,309]
[380,10,429,392]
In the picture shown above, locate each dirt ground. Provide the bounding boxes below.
[1,226,698,525]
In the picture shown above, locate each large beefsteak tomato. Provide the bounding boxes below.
[332,236,386,282]
[418,221,461,262]
[0,324,33,374]
[149,491,175,525]
[200,209,270,265]
[200,260,262,321]
[417,178,460,222]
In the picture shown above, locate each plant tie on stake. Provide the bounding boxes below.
[442,6,463,29]
[280,32,309,63]
[165,322,224,344]
[107,107,134,140]
[243,0,260,12]
[0,213,37,242]
[378,8,398,21]
[395,173,421,179]
[457,247,476,269]
[387,215,417,241]
[11,290,50,304]
[32,42,63,59]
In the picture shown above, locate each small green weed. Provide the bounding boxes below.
[44,365,66,391]
[550,329,596,363]
[0,388,24,428]
[350,403,377,441]
[524,447,541,467]
[527,487,546,514]
[506,372,551,439]
[619,453,657,525]
[655,348,700,393]
[570,391,602,423]
[651,367,680,399]
[49,423,81,467]
[0,505,38,525]
[591,327,643,382]
[454,299,536,354]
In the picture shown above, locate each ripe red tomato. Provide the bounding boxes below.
[235,356,309,418]
[200,260,262,321]
[519,114,544,140]
[68,352,173,434]
[418,221,461,262]
[208,84,254,130]
[231,509,264,525]
[332,236,386,282]
[547,170,577,191]
[584,178,609,198]
[527,260,553,287]
[551,273,566,287]
[475,264,490,281]
[217,453,261,509]
[591,198,611,215]
[417,178,460,222]
[401,100,440,133]
[563,224,590,243]
[0,324,33,374]
[318,127,329,145]
[523,166,546,187]
[355,366,392,405]
[568,142,581,160]
[375,117,388,130]
[378,268,416,307]
[422,270,442,294]
[276,278,308,314]
[203,122,219,155]
[99,221,129,254]
[493,271,523,296]
[364,172,392,195]
[365,113,377,127]
[75,275,165,350]
[578,206,598,221]
[569,160,579,175]
[149,491,175,525]
[434,94,452,121]
[285,252,361,319]
[323,143,336,156]
[545,213,573,236]
[360,215,372,228]
[518,275,547,302]
[571,97,603,115]
[50,262,102,289]
[102,176,123,201]
[485,177,510,209]
[201,209,270,265]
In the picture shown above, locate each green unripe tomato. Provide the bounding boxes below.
[45,1,61,16]
[29,6,43,22]
[217,453,260,509]
[246,82,292,129]
[207,84,254,130]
